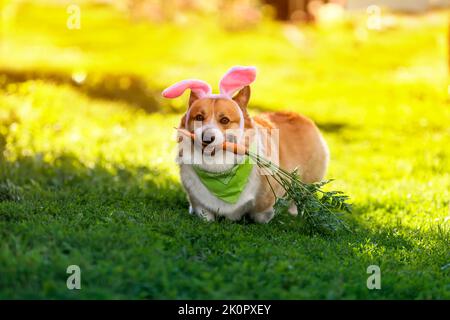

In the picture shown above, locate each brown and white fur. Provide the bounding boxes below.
[177,86,329,223]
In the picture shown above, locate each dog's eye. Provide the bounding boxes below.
[220,117,230,125]
[195,114,204,121]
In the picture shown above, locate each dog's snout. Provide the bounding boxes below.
[202,131,216,144]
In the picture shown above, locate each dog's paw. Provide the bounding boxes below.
[288,202,298,216]
[249,208,274,224]
[191,206,216,222]
[198,209,216,222]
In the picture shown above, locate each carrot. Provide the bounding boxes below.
[224,140,248,156]
[176,128,248,156]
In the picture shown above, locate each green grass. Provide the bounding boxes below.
[0,1,449,299]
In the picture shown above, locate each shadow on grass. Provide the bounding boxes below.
[351,198,450,242]
[0,68,171,113]
[1,151,448,299]
[0,69,360,137]
[0,152,186,215]
[1,152,438,252]
[315,121,351,133]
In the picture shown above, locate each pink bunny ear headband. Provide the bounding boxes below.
[162,66,257,131]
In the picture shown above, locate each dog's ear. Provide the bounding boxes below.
[189,90,200,107]
[162,79,211,108]
[219,66,256,97]
[232,85,251,110]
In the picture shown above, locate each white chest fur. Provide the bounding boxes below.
[179,164,262,221]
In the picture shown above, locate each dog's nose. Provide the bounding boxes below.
[202,132,215,144]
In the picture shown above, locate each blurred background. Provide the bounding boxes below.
[1,0,448,161]
[1,0,448,179]
[0,0,449,299]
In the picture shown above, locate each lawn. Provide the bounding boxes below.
[0,1,449,299]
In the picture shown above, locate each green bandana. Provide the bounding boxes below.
[193,155,254,204]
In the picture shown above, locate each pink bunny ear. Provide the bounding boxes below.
[219,66,257,97]
[162,79,212,99]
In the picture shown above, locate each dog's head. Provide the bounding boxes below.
[163,66,257,171]
[185,85,252,148]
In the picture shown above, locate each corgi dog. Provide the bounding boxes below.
[162,66,329,223]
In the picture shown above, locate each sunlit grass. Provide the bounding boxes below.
[0,1,449,299]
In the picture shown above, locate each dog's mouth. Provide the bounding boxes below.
[200,133,238,157]
[176,127,249,166]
